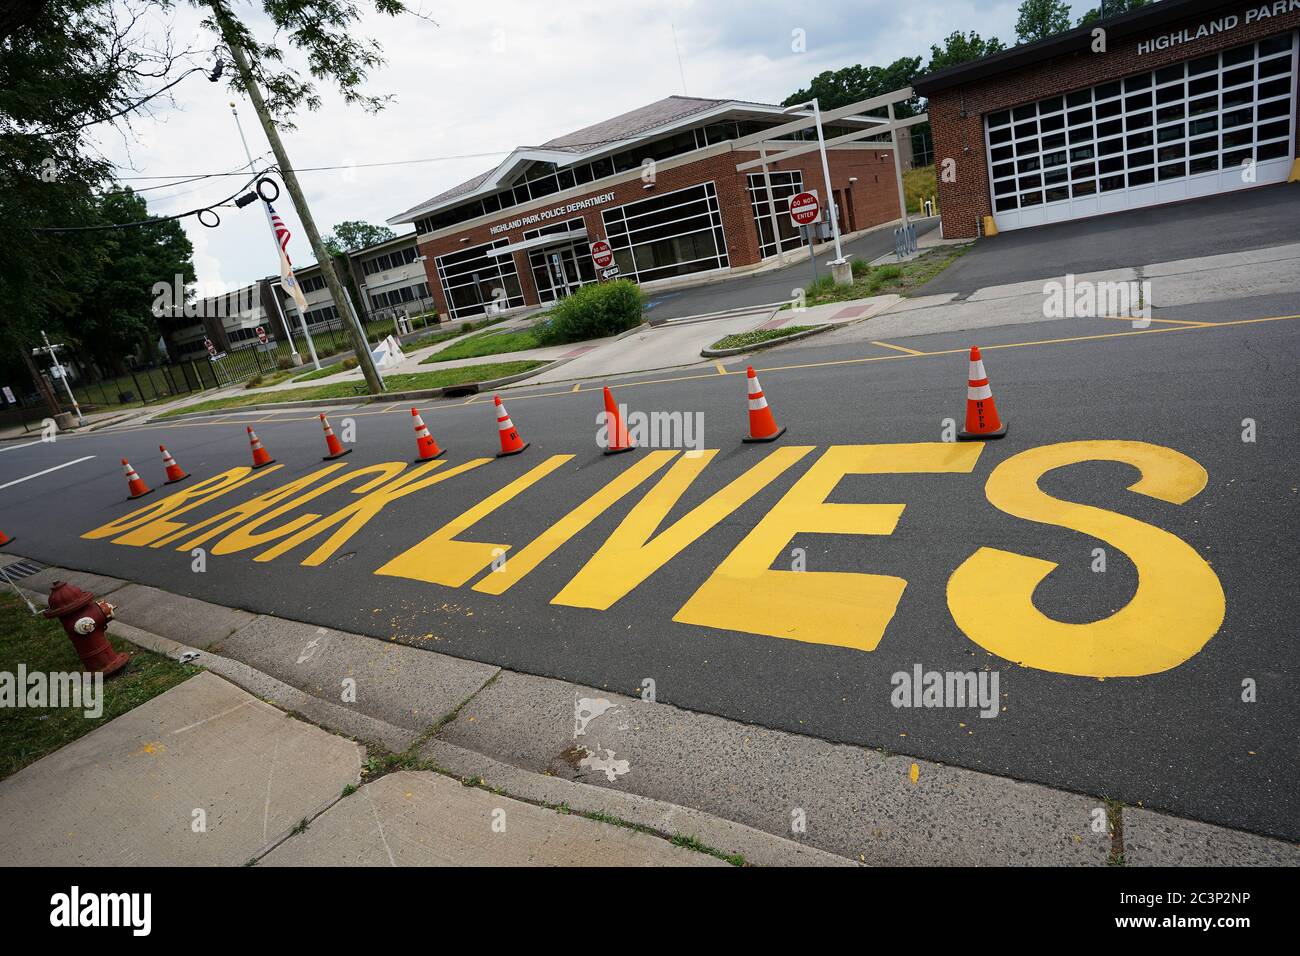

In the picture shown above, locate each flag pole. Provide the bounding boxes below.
[229,102,320,369]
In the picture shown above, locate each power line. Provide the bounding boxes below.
[34,169,268,232]
[114,149,514,181]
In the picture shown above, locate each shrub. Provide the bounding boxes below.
[276,356,294,371]
[534,279,644,345]
[244,374,263,389]
[904,164,936,214]
[460,322,473,334]
[341,356,358,371]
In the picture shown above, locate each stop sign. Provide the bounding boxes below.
[789,191,820,227]
[591,240,615,269]
[255,326,268,344]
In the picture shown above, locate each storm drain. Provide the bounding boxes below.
[0,560,45,582]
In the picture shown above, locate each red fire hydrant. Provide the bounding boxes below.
[43,581,129,676]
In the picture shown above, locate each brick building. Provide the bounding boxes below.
[388,96,905,320]
[915,0,1299,238]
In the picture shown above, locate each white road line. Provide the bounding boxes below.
[0,455,96,491]
[0,440,45,453]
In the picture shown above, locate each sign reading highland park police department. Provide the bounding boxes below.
[1137,0,1300,55]
[489,192,616,236]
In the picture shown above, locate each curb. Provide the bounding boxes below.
[151,355,578,423]
[700,323,834,357]
[8,564,848,867]
[10,552,1300,867]
[655,302,786,327]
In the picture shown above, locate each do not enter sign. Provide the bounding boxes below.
[591,240,615,269]
[789,191,820,227]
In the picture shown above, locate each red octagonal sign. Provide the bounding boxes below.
[591,240,615,269]
[789,191,820,226]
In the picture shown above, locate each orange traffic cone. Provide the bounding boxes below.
[246,426,276,468]
[743,366,786,443]
[0,529,13,547]
[600,387,635,455]
[494,395,528,457]
[160,445,189,484]
[958,346,1007,440]
[410,408,444,462]
[122,457,152,500]
[319,413,352,461]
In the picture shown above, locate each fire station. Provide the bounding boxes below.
[915,0,1299,237]
[388,95,913,320]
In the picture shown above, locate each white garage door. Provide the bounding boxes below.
[985,32,1297,232]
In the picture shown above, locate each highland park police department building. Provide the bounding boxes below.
[915,0,1299,236]
[388,95,909,320]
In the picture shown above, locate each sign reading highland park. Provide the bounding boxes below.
[489,192,616,236]
[1136,0,1300,55]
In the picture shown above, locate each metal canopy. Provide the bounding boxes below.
[487,226,589,257]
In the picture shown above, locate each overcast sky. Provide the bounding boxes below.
[90,0,1092,291]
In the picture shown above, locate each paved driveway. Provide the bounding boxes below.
[643,216,940,322]
[918,181,1300,296]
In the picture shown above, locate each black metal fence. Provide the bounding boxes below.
[60,306,445,412]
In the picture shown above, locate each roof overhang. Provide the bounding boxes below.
[487,225,588,257]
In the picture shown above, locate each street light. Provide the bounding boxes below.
[783,98,846,268]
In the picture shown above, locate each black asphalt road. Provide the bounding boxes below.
[918,181,1300,296]
[2,293,1298,841]
[643,216,940,322]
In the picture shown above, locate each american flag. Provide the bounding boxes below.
[267,202,293,264]
[265,201,308,310]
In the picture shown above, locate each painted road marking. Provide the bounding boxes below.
[1097,316,1215,327]
[0,455,96,490]
[872,340,926,356]
[83,439,1225,678]
[713,360,728,375]
[0,440,46,454]
[99,311,1300,434]
[571,382,582,392]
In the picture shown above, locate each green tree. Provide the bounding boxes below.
[0,0,180,388]
[783,57,924,115]
[325,220,397,255]
[1077,0,1152,26]
[1014,0,1074,43]
[66,189,195,375]
[926,31,1007,73]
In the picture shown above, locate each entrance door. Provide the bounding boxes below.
[530,241,597,302]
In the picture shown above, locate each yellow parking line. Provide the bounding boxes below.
[571,382,582,392]
[713,360,728,374]
[1098,316,1214,327]
[872,340,926,355]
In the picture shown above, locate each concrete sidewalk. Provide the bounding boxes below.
[0,554,829,866]
[5,550,1295,867]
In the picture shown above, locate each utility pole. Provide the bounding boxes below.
[208,0,384,393]
[33,330,84,426]
[230,102,320,370]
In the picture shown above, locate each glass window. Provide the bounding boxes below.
[1258,140,1290,161]
[745,171,807,258]
[1071,179,1096,197]
[1155,64,1184,84]
[1258,54,1292,79]
[604,182,729,282]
